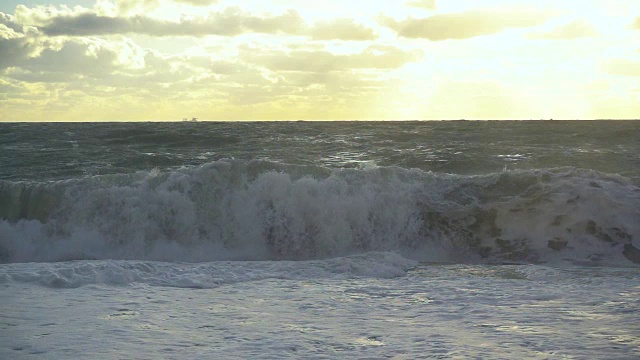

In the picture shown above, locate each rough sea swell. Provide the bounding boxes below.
[3,121,640,359]
[2,160,638,266]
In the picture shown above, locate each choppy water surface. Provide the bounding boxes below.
[1,121,639,358]
[1,121,638,181]
[1,121,639,265]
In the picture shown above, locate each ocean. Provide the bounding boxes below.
[1,120,639,358]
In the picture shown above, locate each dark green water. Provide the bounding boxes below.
[1,121,638,181]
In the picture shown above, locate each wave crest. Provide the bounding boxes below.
[1,161,638,266]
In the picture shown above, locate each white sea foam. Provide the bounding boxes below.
[3,261,639,359]
[0,251,417,288]
[0,161,638,265]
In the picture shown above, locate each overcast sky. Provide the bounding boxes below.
[1,0,639,121]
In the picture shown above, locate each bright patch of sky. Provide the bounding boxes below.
[1,0,639,120]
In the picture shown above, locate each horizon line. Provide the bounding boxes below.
[2,118,640,123]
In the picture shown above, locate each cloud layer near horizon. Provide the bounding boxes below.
[381,7,552,40]
[1,0,639,121]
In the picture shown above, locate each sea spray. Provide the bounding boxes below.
[1,160,638,265]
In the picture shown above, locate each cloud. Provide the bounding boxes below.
[0,12,23,32]
[246,45,422,72]
[38,8,305,37]
[173,0,219,5]
[1,28,277,102]
[1,23,418,115]
[2,32,188,85]
[115,0,161,15]
[307,18,376,41]
[407,0,436,9]
[0,25,30,69]
[13,5,81,26]
[528,21,598,40]
[1,20,396,108]
[0,78,22,96]
[19,38,150,78]
[605,59,640,77]
[633,17,640,29]
[0,19,58,70]
[22,41,118,75]
[381,7,552,40]
[15,5,376,41]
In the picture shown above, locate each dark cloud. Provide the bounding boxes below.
[17,5,376,41]
[0,21,45,69]
[39,8,305,37]
[21,41,118,75]
[0,12,23,32]
[381,8,551,40]
[2,34,144,83]
[41,13,132,36]
[0,36,30,69]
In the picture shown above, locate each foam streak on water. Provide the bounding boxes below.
[1,259,639,359]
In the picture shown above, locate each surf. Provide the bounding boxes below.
[0,160,638,266]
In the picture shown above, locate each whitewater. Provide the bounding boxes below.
[1,120,639,358]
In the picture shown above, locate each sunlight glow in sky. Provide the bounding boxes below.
[1,0,639,121]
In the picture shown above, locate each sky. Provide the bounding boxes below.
[0,0,639,121]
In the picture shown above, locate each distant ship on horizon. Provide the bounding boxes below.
[182,117,198,122]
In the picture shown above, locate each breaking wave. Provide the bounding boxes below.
[1,160,639,266]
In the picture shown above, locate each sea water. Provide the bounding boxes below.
[1,121,639,358]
